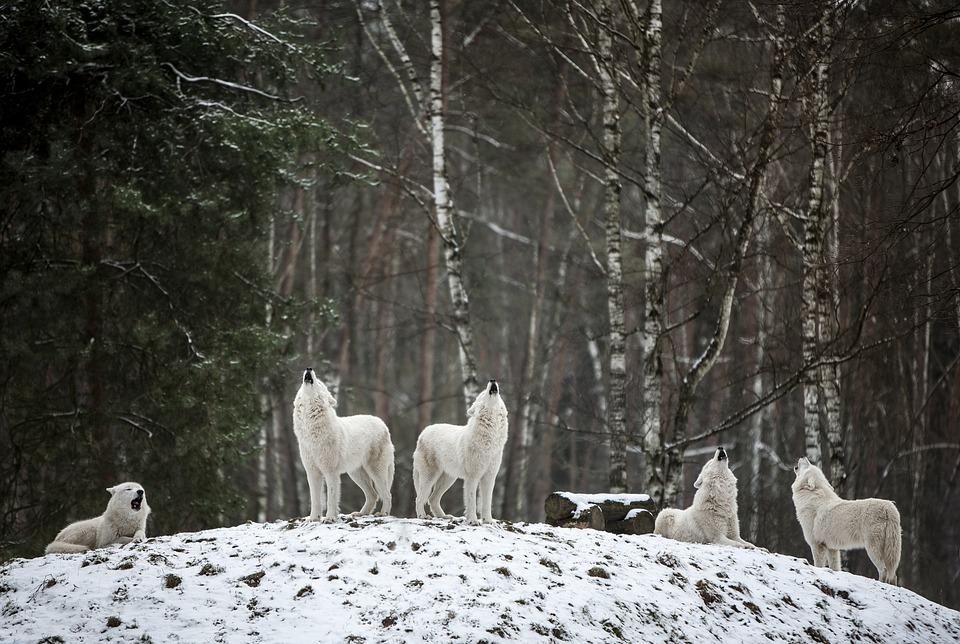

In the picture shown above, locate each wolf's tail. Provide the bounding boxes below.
[879,502,901,585]
[654,508,679,537]
[45,541,91,554]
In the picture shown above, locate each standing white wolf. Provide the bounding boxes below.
[45,483,150,554]
[413,380,508,525]
[791,457,901,584]
[654,447,756,548]
[293,368,394,522]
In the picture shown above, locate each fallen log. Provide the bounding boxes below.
[605,508,655,535]
[545,491,657,526]
[551,504,605,531]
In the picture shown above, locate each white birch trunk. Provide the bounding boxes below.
[430,0,480,409]
[821,116,844,489]
[598,0,628,494]
[640,0,665,501]
[802,7,831,471]
[749,214,774,542]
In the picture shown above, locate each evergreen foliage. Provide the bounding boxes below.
[0,0,348,556]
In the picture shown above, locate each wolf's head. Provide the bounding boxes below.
[467,379,507,421]
[693,446,733,490]
[106,482,147,515]
[791,457,833,495]
[297,368,337,409]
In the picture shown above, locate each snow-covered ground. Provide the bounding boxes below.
[2,517,958,643]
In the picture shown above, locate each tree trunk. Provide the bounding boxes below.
[665,6,786,502]
[821,120,844,489]
[749,214,774,542]
[802,6,832,470]
[417,220,440,431]
[639,0,665,504]
[430,0,480,409]
[597,0,628,494]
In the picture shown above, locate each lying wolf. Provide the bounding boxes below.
[654,447,756,548]
[293,368,395,522]
[413,380,508,525]
[792,457,901,584]
[45,483,150,554]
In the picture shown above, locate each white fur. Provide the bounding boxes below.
[45,482,150,554]
[413,382,508,525]
[293,371,395,522]
[791,457,901,584]
[654,448,755,549]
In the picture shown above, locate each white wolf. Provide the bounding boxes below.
[413,380,508,525]
[791,457,901,584]
[293,368,395,522]
[654,447,756,548]
[45,483,150,554]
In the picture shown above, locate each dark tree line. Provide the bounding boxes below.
[2,0,959,610]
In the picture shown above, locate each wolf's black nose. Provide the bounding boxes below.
[136,489,144,497]
[303,368,314,384]
[488,380,498,394]
[717,446,727,461]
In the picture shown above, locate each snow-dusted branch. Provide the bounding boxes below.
[161,63,298,102]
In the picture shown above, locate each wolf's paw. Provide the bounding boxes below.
[465,517,481,526]
[320,516,338,524]
[481,517,496,525]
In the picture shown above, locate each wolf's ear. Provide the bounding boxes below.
[325,391,338,409]
[106,486,116,495]
[467,399,479,418]
[799,473,817,491]
[693,473,704,489]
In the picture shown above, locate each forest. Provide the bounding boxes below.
[1,0,959,610]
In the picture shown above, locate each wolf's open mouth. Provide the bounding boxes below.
[131,498,142,511]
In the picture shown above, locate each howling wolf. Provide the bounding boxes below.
[654,447,756,548]
[792,457,901,584]
[293,368,395,522]
[413,380,508,525]
[45,483,150,554]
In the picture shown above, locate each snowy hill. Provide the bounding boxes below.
[2,517,958,643]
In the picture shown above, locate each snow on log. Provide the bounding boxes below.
[544,491,657,534]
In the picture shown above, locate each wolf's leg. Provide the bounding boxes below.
[306,467,326,521]
[716,535,755,549]
[429,474,456,519]
[811,543,830,567]
[323,473,341,523]
[413,460,430,519]
[350,468,377,515]
[463,477,480,525]
[827,549,841,571]
[479,469,496,523]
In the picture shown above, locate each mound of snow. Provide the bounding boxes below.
[2,518,957,643]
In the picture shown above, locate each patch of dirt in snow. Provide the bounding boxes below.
[1,517,959,643]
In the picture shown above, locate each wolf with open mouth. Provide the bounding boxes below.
[45,482,151,554]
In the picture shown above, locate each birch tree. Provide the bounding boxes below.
[638,0,665,500]
[596,0,629,494]
[663,5,787,502]
[430,0,481,408]
[801,6,844,487]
